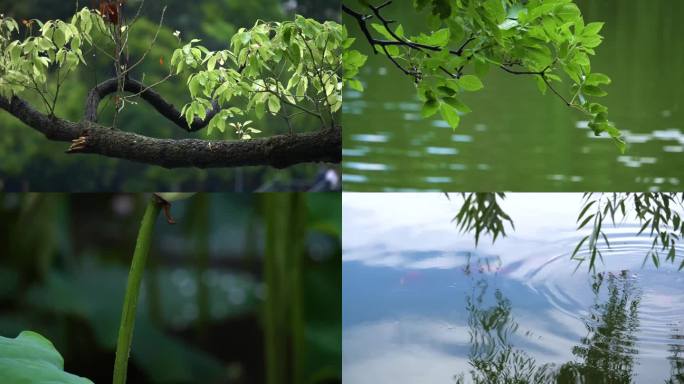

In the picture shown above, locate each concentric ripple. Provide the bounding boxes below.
[509,224,684,363]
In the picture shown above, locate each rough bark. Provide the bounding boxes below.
[0,95,340,169]
[83,77,220,132]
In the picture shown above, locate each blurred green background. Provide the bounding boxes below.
[0,193,341,384]
[0,0,340,191]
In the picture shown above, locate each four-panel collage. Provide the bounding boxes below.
[0,0,682,383]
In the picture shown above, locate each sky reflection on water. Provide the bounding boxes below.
[343,194,684,383]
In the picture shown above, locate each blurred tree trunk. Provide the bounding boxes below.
[262,193,307,384]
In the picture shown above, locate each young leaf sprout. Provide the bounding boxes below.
[229,120,262,140]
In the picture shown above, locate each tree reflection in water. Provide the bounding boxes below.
[454,260,643,383]
[454,257,557,384]
[666,325,684,384]
[446,193,683,383]
[558,271,640,383]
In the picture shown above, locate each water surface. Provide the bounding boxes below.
[343,193,684,383]
[342,1,684,191]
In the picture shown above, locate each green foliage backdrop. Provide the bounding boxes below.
[0,0,340,191]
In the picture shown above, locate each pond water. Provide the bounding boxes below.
[343,193,684,383]
[342,1,684,191]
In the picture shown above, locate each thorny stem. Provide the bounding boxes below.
[112,197,162,384]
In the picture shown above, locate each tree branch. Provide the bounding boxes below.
[84,77,220,132]
[343,2,457,78]
[1,95,340,169]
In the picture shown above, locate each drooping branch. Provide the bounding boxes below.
[84,77,220,132]
[342,3,463,56]
[0,95,340,169]
[342,3,467,79]
[343,1,573,108]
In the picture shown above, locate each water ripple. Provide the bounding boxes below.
[511,226,684,360]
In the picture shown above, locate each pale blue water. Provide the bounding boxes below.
[343,193,684,383]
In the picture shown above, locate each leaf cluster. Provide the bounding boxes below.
[346,0,624,151]
[574,193,684,271]
[451,192,514,245]
[172,16,360,137]
[0,8,104,111]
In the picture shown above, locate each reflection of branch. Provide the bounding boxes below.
[84,77,220,132]
[666,325,684,383]
[0,95,341,169]
[455,271,556,384]
[559,272,640,382]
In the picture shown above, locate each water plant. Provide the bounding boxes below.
[0,193,190,383]
[112,193,182,384]
[0,193,341,383]
[0,331,93,383]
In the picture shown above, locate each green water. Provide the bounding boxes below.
[342,1,684,191]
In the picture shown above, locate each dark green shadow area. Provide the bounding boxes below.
[0,193,341,384]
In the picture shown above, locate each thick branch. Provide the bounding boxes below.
[1,95,340,169]
[84,77,220,132]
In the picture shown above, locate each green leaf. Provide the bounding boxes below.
[343,50,367,68]
[255,101,266,120]
[267,95,281,114]
[439,102,460,130]
[421,99,439,118]
[577,200,597,222]
[0,331,94,384]
[667,245,676,262]
[442,97,471,114]
[582,85,608,97]
[578,214,595,229]
[582,22,604,37]
[458,75,483,92]
[423,28,450,47]
[347,79,364,92]
[53,26,67,48]
[370,23,394,41]
[535,75,547,95]
[572,235,589,258]
[585,73,611,86]
[188,76,201,98]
